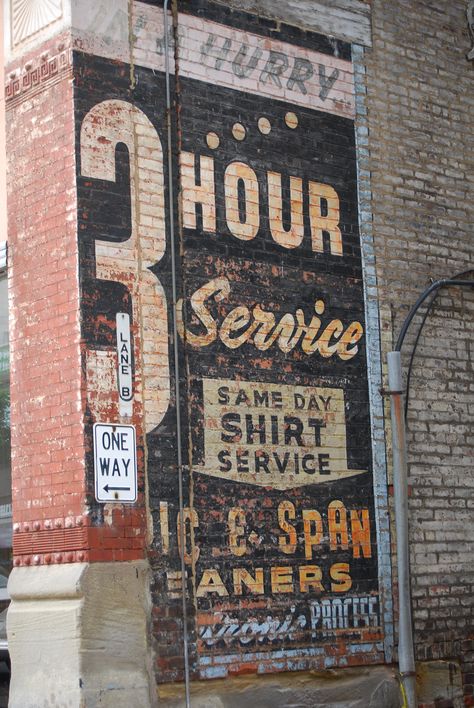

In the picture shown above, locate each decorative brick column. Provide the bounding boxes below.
[4,5,154,706]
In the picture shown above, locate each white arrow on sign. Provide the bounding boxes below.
[94,423,137,503]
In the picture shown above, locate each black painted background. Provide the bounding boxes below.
[75,26,379,679]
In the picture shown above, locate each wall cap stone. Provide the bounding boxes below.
[217,0,372,46]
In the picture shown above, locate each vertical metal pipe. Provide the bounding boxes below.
[164,3,192,706]
[387,351,417,708]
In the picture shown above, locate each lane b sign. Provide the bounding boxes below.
[94,424,137,503]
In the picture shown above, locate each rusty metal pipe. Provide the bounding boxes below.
[387,351,417,708]
[164,2,192,706]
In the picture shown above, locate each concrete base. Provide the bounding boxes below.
[158,666,401,708]
[7,561,156,708]
[416,660,464,707]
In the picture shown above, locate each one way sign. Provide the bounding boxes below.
[94,423,137,503]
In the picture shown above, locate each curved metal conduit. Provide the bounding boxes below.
[164,2,192,705]
[387,273,474,708]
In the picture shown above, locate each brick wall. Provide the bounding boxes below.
[365,0,474,698]
[6,0,474,701]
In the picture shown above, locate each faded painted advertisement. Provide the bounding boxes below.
[75,0,384,682]
[202,379,364,488]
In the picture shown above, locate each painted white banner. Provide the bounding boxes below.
[72,0,354,118]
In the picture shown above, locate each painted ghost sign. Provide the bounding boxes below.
[75,0,384,681]
[201,380,365,489]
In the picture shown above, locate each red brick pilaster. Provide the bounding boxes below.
[6,33,147,568]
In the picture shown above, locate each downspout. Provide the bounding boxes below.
[387,276,474,708]
[387,350,416,708]
[164,3,192,706]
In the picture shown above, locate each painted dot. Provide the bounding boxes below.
[206,131,220,149]
[314,300,325,316]
[258,117,271,135]
[232,122,246,141]
[285,111,299,129]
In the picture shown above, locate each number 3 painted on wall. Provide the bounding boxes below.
[80,99,170,433]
